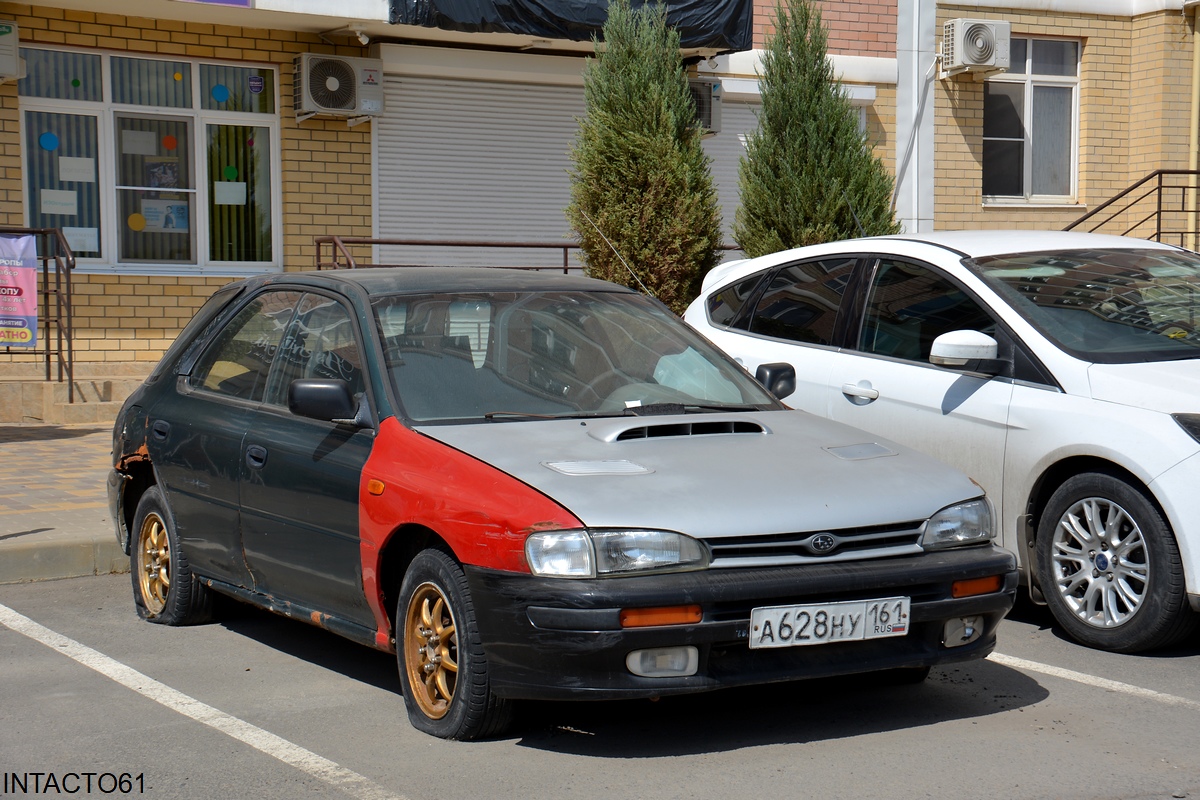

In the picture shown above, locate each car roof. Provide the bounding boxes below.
[251,267,634,297]
[876,229,1180,258]
[702,231,1183,293]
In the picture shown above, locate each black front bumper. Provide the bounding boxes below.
[465,546,1017,701]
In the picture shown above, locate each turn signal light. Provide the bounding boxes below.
[951,574,1003,598]
[366,479,386,496]
[619,605,702,628]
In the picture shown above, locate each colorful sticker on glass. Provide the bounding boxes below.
[0,235,39,348]
[248,75,264,95]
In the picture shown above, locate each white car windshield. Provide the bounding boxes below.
[373,290,777,422]
[967,247,1200,363]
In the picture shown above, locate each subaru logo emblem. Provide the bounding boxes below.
[809,533,837,554]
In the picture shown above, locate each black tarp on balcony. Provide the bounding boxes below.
[389,0,753,53]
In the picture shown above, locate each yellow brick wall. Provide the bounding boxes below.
[0,3,373,364]
[934,7,1193,232]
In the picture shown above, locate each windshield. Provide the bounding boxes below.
[372,290,777,422]
[966,247,1200,363]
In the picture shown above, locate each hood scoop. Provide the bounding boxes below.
[542,460,654,476]
[589,418,768,443]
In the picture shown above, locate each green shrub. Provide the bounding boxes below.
[734,0,900,258]
[566,0,721,313]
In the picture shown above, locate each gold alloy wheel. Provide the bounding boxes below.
[403,581,459,720]
[136,512,171,616]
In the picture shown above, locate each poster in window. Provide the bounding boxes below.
[0,235,39,348]
[140,199,189,233]
[145,158,180,189]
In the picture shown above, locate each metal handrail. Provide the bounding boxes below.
[0,226,76,402]
[1065,169,1200,249]
[314,236,582,273]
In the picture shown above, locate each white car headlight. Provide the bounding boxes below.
[921,499,993,550]
[526,529,710,578]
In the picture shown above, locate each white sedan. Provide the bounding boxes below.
[685,230,1200,653]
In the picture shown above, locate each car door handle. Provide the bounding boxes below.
[151,420,170,440]
[841,382,880,401]
[245,444,268,470]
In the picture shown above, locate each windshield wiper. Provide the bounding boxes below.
[624,402,761,416]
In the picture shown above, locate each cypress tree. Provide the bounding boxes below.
[734,0,899,258]
[566,0,721,313]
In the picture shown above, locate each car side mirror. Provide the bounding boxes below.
[288,379,369,426]
[755,362,797,400]
[929,331,1004,375]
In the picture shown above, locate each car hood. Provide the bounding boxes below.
[1089,359,1200,414]
[415,411,982,539]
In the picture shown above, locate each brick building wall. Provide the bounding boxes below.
[0,3,373,364]
[934,5,1193,232]
[753,0,897,57]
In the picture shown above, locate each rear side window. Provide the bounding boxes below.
[707,271,767,327]
[746,258,856,345]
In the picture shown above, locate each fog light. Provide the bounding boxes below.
[625,646,699,677]
[943,616,983,647]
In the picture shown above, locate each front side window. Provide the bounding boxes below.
[983,38,1079,201]
[857,260,994,362]
[190,290,302,401]
[19,48,279,271]
[266,294,365,406]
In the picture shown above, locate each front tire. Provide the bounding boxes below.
[1035,472,1197,652]
[397,549,513,740]
[130,485,212,625]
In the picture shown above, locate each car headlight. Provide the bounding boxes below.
[921,499,993,550]
[526,529,710,578]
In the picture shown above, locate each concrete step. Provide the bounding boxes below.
[0,365,149,424]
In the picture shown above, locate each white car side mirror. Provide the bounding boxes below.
[930,330,999,367]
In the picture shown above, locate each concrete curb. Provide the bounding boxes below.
[0,534,128,585]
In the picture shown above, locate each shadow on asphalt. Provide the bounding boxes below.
[1003,591,1200,658]
[213,599,1052,755]
[215,601,399,694]
[511,660,1048,756]
[0,424,108,443]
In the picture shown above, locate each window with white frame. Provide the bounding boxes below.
[18,48,280,271]
[982,37,1079,202]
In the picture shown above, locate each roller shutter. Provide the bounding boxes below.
[376,75,586,268]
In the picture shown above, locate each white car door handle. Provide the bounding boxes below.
[841,382,879,400]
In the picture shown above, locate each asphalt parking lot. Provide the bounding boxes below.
[2,423,1200,799]
[2,574,1199,800]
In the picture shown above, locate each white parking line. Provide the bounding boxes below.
[990,652,1200,711]
[0,603,409,800]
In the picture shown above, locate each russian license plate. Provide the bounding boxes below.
[748,596,911,649]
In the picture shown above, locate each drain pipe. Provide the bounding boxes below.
[1189,1,1200,250]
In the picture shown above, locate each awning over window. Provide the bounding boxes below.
[389,0,753,53]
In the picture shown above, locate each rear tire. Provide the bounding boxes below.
[397,549,513,740]
[130,485,213,625]
[1035,472,1197,652]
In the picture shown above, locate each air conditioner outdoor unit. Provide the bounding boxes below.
[294,53,385,121]
[689,77,722,137]
[942,19,1011,78]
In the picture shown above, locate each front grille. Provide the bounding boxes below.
[705,520,925,568]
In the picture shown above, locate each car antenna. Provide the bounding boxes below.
[578,209,655,298]
[841,188,867,237]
